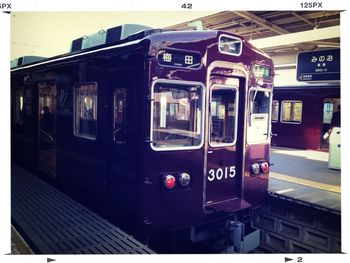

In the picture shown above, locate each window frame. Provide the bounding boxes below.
[73,81,98,140]
[150,79,206,152]
[280,100,303,125]
[218,34,243,57]
[113,87,127,144]
[13,86,25,125]
[209,84,239,148]
[247,87,272,145]
[272,100,279,123]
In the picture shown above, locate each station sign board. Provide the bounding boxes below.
[296,49,340,82]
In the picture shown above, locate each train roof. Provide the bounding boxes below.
[11,26,270,74]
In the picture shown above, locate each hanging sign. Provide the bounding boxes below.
[297,49,340,82]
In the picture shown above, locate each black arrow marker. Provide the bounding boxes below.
[47,258,56,263]
[285,257,293,262]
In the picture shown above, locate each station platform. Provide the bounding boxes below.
[11,225,34,254]
[11,163,154,254]
[269,147,341,213]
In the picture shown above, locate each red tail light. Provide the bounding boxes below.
[260,162,269,174]
[163,175,176,189]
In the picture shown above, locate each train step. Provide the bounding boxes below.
[11,163,154,254]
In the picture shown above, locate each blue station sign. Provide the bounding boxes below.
[296,49,340,82]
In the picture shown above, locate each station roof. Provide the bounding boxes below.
[165,11,340,56]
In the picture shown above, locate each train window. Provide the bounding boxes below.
[39,81,56,133]
[218,35,242,56]
[113,88,127,143]
[13,87,24,124]
[247,89,271,144]
[272,100,279,122]
[323,100,333,124]
[209,86,238,146]
[151,81,204,150]
[281,101,303,124]
[74,82,98,139]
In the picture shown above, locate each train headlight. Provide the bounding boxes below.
[218,35,242,56]
[163,175,176,189]
[250,163,260,175]
[260,162,269,174]
[179,172,191,187]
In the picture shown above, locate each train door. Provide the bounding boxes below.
[205,80,242,207]
[111,82,128,157]
[108,68,135,205]
[38,81,57,177]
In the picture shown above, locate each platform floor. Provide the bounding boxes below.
[11,163,154,254]
[269,147,341,212]
[11,225,34,254]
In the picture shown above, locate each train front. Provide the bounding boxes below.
[140,30,274,251]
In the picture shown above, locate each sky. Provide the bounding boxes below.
[11,12,216,60]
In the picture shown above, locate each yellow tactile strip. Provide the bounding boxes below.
[270,173,341,194]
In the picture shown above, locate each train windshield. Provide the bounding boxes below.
[247,89,271,144]
[151,81,204,150]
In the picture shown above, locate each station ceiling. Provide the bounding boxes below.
[165,11,340,56]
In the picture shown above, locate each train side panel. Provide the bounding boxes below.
[272,86,340,150]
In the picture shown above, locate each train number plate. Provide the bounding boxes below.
[208,166,236,182]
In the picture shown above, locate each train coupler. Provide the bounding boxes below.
[223,220,260,253]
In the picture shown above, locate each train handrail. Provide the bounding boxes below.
[39,129,56,148]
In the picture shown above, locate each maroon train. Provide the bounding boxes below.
[271,84,340,150]
[11,25,274,252]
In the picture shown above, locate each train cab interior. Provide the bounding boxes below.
[152,82,203,148]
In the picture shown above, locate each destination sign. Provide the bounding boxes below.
[252,64,271,80]
[157,50,201,69]
[297,49,340,82]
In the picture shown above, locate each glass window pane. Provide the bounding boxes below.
[282,102,291,121]
[272,100,279,122]
[39,82,56,136]
[14,87,24,124]
[219,36,242,55]
[113,88,127,143]
[152,82,203,149]
[247,90,271,144]
[74,83,97,139]
[292,102,302,122]
[323,100,333,124]
[210,87,237,146]
[281,101,302,123]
